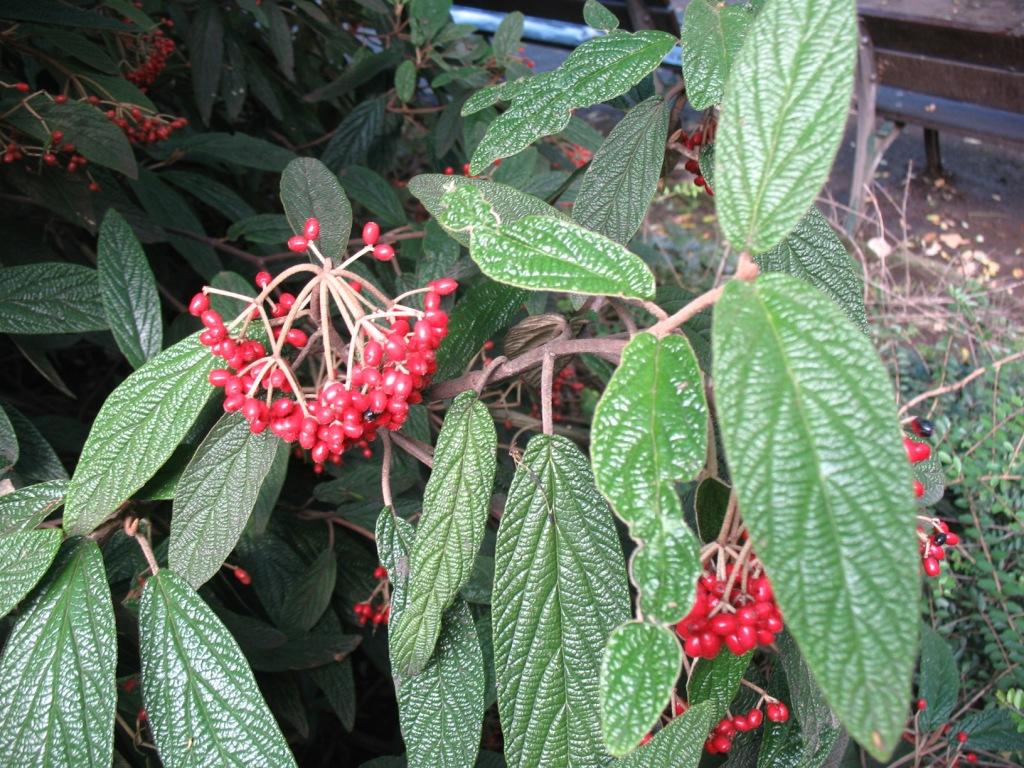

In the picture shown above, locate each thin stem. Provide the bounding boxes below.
[541,352,555,436]
[390,431,434,468]
[381,432,394,508]
[124,518,159,575]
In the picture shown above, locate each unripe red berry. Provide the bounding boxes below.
[254,271,272,288]
[373,243,394,261]
[287,235,308,253]
[303,217,320,240]
[362,221,380,245]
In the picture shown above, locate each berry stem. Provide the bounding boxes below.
[124,517,160,576]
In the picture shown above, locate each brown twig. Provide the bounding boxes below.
[540,351,555,436]
[898,350,1024,415]
[648,253,760,338]
[389,430,434,468]
[124,518,159,575]
[380,432,394,508]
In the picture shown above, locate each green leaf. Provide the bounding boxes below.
[0,528,62,618]
[304,49,403,102]
[64,335,217,536]
[956,708,1024,751]
[434,281,525,382]
[38,28,119,72]
[917,625,958,732]
[162,170,257,221]
[439,186,655,299]
[264,0,294,80]
[0,539,116,766]
[695,477,730,542]
[0,405,15,475]
[0,0,132,29]
[140,570,298,767]
[680,0,755,110]
[755,207,866,331]
[190,2,224,124]
[470,30,677,173]
[172,133,297,173]
[169,413,280,589]
[390,392,497,675]
[340,165,408,229]
[493,434,630,768]
[321,95,388,171]
[584,0,620,32]
[615,701,715,767]
[0,479,67,534]
[98,209,163,368]
[227,213,292,245]
[409,173,565,248]
[591,333,706,622]
[410,0,451,43]
[280,157,353,262]
[573,97,669,244]
[395,60,416,103]
[600,621,682,756]
[378,512,485,768]
[686,650,752,720]
[278,549,337,633]
[247,441,290,535]
[1,404,68,483]
[0,263,107,334]
[716,0,856,253]
[493,11,525,59]
[310,659,356,731]
[712,274,919,759]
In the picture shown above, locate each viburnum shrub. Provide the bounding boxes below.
[1,1,1019,767]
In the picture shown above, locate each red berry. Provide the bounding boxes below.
[639,732,652,746]
[373,565,388,580]
[966,754,976,764]
[137,708,148,722]
[746,708,763,729]
[945,532,960,546]
[443,166,454,175]
[287,235,308,253]
[923,556,941,577]
[916,698,927,711]
[285,328,308,348]
[957,731,968,744]
[54,94,67,104]
[233,567,252,585]
[303,217,320,240]
[904,437,931,464]
[254,271,272,288]
[914,479,924,498]
[766,702,789,722]
[372,243,394,261]
[14,82,29,93]
[200,309,222,329]
[362,221,380,245]
[88,181,101,193]
[431,277,458,296]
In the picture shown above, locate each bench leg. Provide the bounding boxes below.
[924,128,943,176]
[848,23,878,234]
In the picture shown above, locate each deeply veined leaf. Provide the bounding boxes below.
[140,570,298,767]
[169,412,280,589]
[716,0,857,253]
[0,263,107,335]
[773,632,844,763]
[615,701,715,767]
[0,478,67,534]
[681,0,755,110]
[439,186,655,299]
[470,30,676,173]
[0,539,117,766]
[64,335,217,536]
[434,281,525,382]
[955,708,1024,751]
[591,333,706,621]
[756,207,866,331]
[340,165,408,228]
[98,209,163,368]
[573,96,669,244]
[0,528,62,618]
[493,434,630,768]
[378,511,485,768]
[686,651,752,720]
[600,622,683,756]
[391,392,497,676]
[409,174,565,248]
[917,625,958,732]
[280,157,353,261]
[712,274,919,759]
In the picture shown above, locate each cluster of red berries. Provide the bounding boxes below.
[563,142,593,169]
[192,217,456,472]
[677,127,715,196]
[442,158,502,177]
[705,700,789,754]
[674,569,783,659]
[105,106,187,146]
[918,518,959,578]
[906,416,934,499]
[683,157,713,196]
[125,22,176,89]
[354,565,391,626]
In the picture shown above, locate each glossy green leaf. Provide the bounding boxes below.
[280,157,353,262]
[756,207,866,331]
[0,479,67,535]
[395,60,416,103]
[615,701,715,767]
[0,528,62,618]
[493,434,630,768]
[409,174,565,248]
[279,549,338,633]
[98,209,163,368]
[584,0,619,31]
[470,30,677,173]
[600,622,682,756]
[917,625,958,732]
[169,412,280,589]
[140,570,297,767]
[573,96,669,244]
[686,651,752,720]
[1,404,68,484]
[378,511,485,768]
[391,392,497,676]
[0,539,116,766]
[439,186,655,299]
[955,708,1024,751]
[64,335,217,536]
[681,0,755,110]
[716,0,856,253]
[340,165,408,229]
[772,631,844,764]
[0,263,107,335]
[434,281,525,382]
[189,3,224,124]
[712,274,919,759]
[321,96,388,171]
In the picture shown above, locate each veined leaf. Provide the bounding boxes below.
[278,548,337,633]
[493,10,525,58]
[190,2,224,124]
[615,701,715,767]
[391,392,497,676]
[0,405,15,474]
[686,651,752,720]
[98,209,163,368]
[574,96,669,244]
[170,133,297,173]
[917,625,958,732]
[280,157,353,262]
[756,207,866,331]
[169,412,280,589]
[0,263,107,335]
[0,478,67,534]
[395,60,416,103]
[716,0,856,253]
[64,335,217,536]
[712,274,918,759]
[493,434,630,768]
[681,0,755,110]
[378,511,485,768]
[226,214,292,245]
[140,570,297,767]
[321,96,388,171]
[0,539,116,766]
[600,621,682,756]
[774,632,844,763]
[584,0,620,32]
[0,528,62,618]
[439,186,655,299]
[340,165,408,229]
[434,281,525,382]
[1,403,68,484]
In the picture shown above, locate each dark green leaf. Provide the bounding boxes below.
[304,49,402,103]
[434,281,524,382]
[310,659,356,731]
[1,404,68,483]
[395,60,416,103]
[227,214,293,244]
[409,0,451,44]
[615,701,715,767]
[0,529,62,618]
[280,157,353,262]
[955,708,1024,751]
[190,3,224,124]
[0,263,107,334]
[340,165,408,228]
[917,625,958,732]
[695,477,730,542]
[172,132,297,172]
[681,0,755,110]
[0,0,132,29]
[0,479,67,535]
[322,96,388,170]
[264,0,294,80]
[687,651,752,720]
[279,549,338,633]
[0,406,15,475]
[162,170,257,221]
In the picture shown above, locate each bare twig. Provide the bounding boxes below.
[898,350,1024,415]
[541,352,555,436]
[124,518,159,575]
[389,430,434,468]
